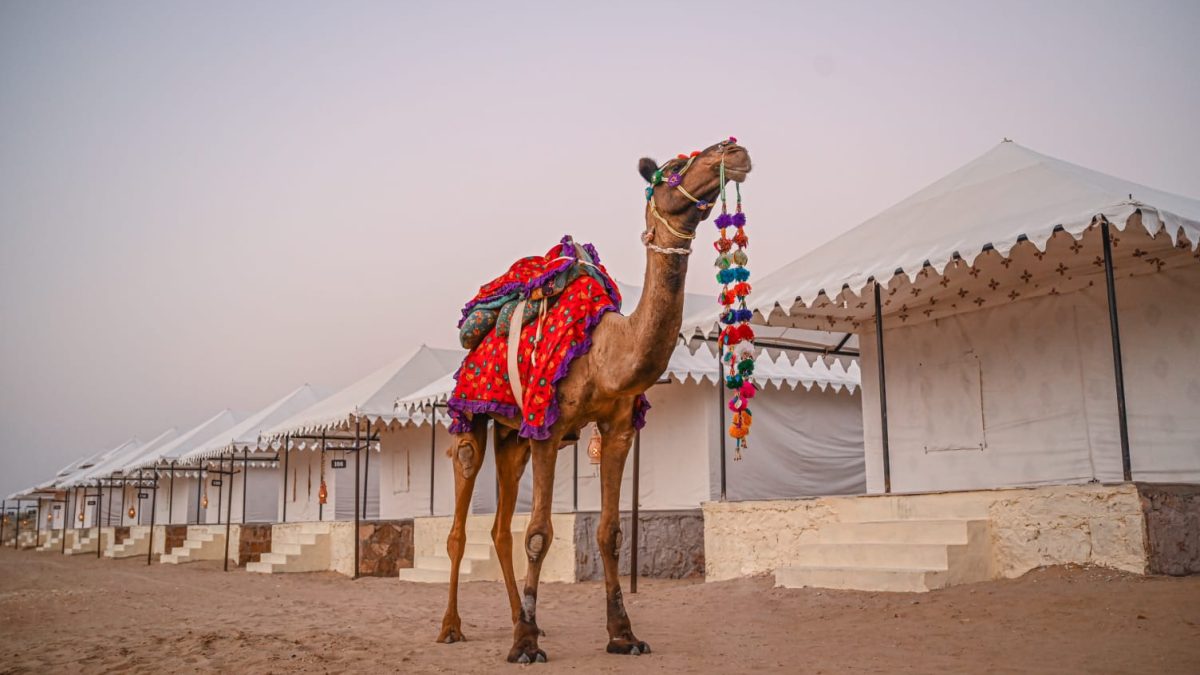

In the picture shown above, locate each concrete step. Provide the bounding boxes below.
[413,555,499,576]
[245,561,280,574]
[794,542,958,570]
[776,565,952,593]
[397,567,453,583]
[816,519,987,545]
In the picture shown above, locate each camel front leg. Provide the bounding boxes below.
[596,415,650,656]
[507,438,558,664]
[491,427,530,625]
[437,417,488,644]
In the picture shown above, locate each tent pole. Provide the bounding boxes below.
[216,457,224,525]
[168,461,175,524]
[147,469,158,565]
[1,500,6,547]
[361,425,370,519]
[96,480,103,558]
[631,429,640,594]
[354,420,361,580]
[242,450,249,524]
[572,441,579,512]
[717,343,727,501]
[1100,221,1132,481]
[223,454,235,571]
[60,491,70,554]
[12,500,19,549]
[874,281,893,494]
[195,469,202,525]
[118,482,126,527]
[35,500,41,548]
[319,432,326,522]
[281,436,290,523]
[105,482,112,526]
[429,407,436,517]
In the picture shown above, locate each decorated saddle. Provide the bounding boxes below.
[448,235,649,440]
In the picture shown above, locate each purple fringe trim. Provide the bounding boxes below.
[632,394,651,430]
[456,237,587,328]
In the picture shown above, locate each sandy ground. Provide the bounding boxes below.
[1,548,1198,674]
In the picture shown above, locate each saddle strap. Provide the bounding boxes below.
[507,298,527,411]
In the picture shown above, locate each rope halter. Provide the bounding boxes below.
[642,138,738,256]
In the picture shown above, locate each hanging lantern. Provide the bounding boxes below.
[127,506,136,519]
[77,512,85,522]
[318,479,328,505]
[47,512,53,523]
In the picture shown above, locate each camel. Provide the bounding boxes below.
[437,139,752,663]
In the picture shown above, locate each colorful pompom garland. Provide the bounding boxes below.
[714,149,755,460]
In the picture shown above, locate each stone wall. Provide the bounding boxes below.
[237,523,273,566]
[358,520,414,577]
[703,484,1178,582]
[163,525,188,554]
[574,510,704,580]
[113,526,130,546]
[1138,483,1200,576]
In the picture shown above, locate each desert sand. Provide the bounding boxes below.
[1,547,1197,674]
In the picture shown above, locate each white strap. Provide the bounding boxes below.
[507,299,527,411]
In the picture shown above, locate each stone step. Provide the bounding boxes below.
[846,496,992,523]
[794,542,957,570]
[776,565,953,593]
[245,561,279,574]
[397,567,453,583]
[816,520,987,545]
[413,555,499,575]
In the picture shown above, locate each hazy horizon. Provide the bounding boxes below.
[3,0,1198,499]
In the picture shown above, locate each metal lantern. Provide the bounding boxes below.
[127,506,136,519]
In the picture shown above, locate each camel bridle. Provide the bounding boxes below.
[641,138,738,256]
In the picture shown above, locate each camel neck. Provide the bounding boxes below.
[621,206,695,392]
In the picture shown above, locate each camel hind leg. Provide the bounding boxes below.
[506,437,559,663]
[437,415,489,644]
[491,426,530,625]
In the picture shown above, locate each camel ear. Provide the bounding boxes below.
[637,157,659,183]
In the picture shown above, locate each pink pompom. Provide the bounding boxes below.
[739,381,757,399]
[728,136,737,143]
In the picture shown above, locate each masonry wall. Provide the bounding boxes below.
[358,520,414,577]
[574,510,705,580]
[1139,483,1200,575]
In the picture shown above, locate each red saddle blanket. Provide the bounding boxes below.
[448,236,649,440]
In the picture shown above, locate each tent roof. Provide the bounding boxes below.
[181,384,331,462]
[121,409,244,472]
[66,429,179,486]
[683,140,1200,340]
[56,438,143,487]
[262,345,465,439]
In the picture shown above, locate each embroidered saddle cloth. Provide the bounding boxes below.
[448,236,649,440]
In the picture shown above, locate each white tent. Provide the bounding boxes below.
[397,342,865,513]
[684,141,1200,493]
[262,345,465,523]
[177,384,330,523]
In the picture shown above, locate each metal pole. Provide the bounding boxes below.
[35,500,41,548]
[429,407,436,516]
[1100,221,1133,481]
[216,457,224,525]
[631,429,640,594]
[361,426,370,519]
[168,461,175,524]
[95,480,103,558]
[354,420,361,580]
[106,482,113,526]
[195,468,203,524]
[874,281,893,494]
[281,436,290,523]
[1,500,6,547]
[718,343,727,501]
[319,432,326,522]
[147,468,158,565]
[61,490,71,554]
[242,450,249,524]
[572,441,579,512]
[223,454,235,572]
[118,481,126,527]
[13,500,20,550]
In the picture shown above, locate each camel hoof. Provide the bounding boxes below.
[606,639,651,655]
[508,647,548,664]
[437,626,466,644]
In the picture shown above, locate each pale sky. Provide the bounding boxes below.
[2,1,1198,499]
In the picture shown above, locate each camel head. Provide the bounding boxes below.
[638,138,752,229]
